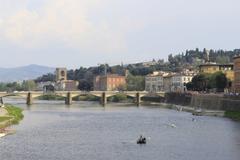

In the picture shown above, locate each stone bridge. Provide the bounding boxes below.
[0,91,165,106]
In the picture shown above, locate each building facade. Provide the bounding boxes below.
[55,80,79,91]
[163,74,174,92]
[145,71,193,93]
[234,56,240,93]
[171,74,193,92]
[199,63,234,81]
[145,71,169,92]
[93,74,126,91]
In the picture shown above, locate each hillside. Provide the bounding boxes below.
[0,64,55,82]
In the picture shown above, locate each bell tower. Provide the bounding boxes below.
[55,68,67,81]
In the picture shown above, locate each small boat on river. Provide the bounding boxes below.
[137,135,146,144]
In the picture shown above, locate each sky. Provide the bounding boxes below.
[0,0,240,69]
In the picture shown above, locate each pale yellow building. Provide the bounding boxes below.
[199,63,234,81]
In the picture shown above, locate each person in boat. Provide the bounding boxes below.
[137,135,146,144]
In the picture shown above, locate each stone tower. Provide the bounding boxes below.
[55,68,67,81]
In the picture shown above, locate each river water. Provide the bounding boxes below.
[1,99,240,160]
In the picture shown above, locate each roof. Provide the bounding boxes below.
[233,56,240,59]
[96,74,125,78]
[199,63,233,67]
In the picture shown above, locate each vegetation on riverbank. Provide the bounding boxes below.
[0,104,24,130]
[108,94,128,102]
[5,104,24,124]
[225,111,240,121]
[38,95,65,100]
[73,95,100,101]
[0,116,12,123]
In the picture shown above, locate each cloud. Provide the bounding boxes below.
[0,0,127,53]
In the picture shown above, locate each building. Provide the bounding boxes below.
[36,81,55,92]
[93,74,126,91]
[199,63,234,81]
[163,73,174,92]
[171,74,193,92]
[56,68,67,81]
[233,56,240,92]
[55,68,78,91]
[145,71,193,93]
[145,71,168,92]
[55,80,79,91]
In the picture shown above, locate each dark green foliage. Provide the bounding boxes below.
[189,73,210,91]
[78,79,92,91]
[79,95,100,101]
[187,72,228,92]
[225,111,240,121]
[35,73,55,82]
[108,94,128,102]
[38,95,65,100]
[126,74,145,91]
[215,72,227,92]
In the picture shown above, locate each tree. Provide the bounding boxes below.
[216,55,230,64]
[78,79,91,91]
[126,74,145,91]
[215,72,227,92]
[191,73,209,91]
[22,80,36,91]
[35,73,55,82]
[189,72,227,92]
[186,82,193,90]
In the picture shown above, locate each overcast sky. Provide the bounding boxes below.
[0,0,239,69]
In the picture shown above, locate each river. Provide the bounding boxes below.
[0,99,240,160]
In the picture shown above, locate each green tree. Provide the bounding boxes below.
[191,73,210,91]
[22,80,36,91]
[215,72,227,92]
[126,74,145,91]
[78,79,91,91]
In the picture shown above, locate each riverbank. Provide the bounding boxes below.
[165,92,240,121]
[0,104,24,136]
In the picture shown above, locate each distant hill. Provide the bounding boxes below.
[0,64,55,82]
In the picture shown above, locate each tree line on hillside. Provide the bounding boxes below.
[35,64,146,91]
[0,80,36,92]
[1,48,239,92]
[34,48,239,91]
[168,48,240,71]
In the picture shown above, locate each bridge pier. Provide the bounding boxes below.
[65,92,72,105]
[101,92,107,106]
[26,92,33,105]
[136,92,141,106]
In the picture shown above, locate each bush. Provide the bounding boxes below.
[225,111,240,121]
[108,94,127,102]
[5,104,24,124]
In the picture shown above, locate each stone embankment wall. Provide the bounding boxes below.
[165,92,240,111]
[191,94,240,111]
[165,92,192,106]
